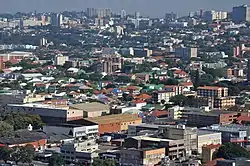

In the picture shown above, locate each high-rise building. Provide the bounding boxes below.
[203,10,227,21]
[86,8,111,18]
[247,58,250,81]
[41,15,46,26]
[165,12,177,22]
[232,5,250,22]
[50,13,63,27]
[121,9,127,19]
[86,8,97,18]
[40,38,47,47]
[175,46,197,60]
[135,12,140,18]
[100,48,122,75]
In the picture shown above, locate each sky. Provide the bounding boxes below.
[1,0,249,17]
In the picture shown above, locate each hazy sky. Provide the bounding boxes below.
[1,0,249,17]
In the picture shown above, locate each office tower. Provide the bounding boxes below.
[57,13,63,26]
[121,9,127,18]
[97,8,112,18]
[19,19,24,29]
[175,46,197,60]
[165,12,177,22]
[86,8,97,18]
[247,59,250,81]
[232,5,250,22]
[40,38,47,47]
[135,12,140,18]
[50,13,63,27]
[41,15,46,26]
[203,11,217,21]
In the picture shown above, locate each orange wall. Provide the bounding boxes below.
[98,119,142,134]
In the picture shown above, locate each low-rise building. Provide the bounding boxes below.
[200,124,248,146]
[159,124,197,156]
[69,102,110,118]
[0,90,45,107]
[182,110,241,127]
[120,147,165,166]
[213,96,236,109]
[43,120,98,138]
[152,90,175,103]
[197,86,228,98]
[0,129,47,151]
[5,103,83,123]
[86,114,142,134]
[197,130,221,154]
[202,144,221,163]
[124,136,185,160]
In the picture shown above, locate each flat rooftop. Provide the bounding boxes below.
[7,103,69,110]
[131,135,175,142]
[129,123,169,129]
[67,119,98,126]
[70,102,110,112]
[197,129,221,136]
[200,124,248,133]
[86,114,141,124]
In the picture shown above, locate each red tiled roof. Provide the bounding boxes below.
[182,82,193,87]
[174,70,187,75]
[127,86,138,90]
[135,93,152,100]
[151,110,168,117]
[35,83,45,86]
[132,99,146,104]
[236,116,250,123]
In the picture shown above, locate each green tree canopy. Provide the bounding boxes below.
[214,143,250,159]
[170,95,187,106]
[48,153,65,166]
[20,144,35,164]
[93,158,116,166]
[3,112,43,130]
[0,121,14,137]
[0,146,12,163]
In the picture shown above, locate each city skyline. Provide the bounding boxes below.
[1,0,249,17]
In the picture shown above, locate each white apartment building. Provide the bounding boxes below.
[54,54,69,66]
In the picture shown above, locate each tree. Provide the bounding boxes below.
[0,146,12,163]
[161,78,179,85]
[10,147,22,164]
[48,153,65,166]
[3,112,43,130]
[0,121,14,137]
[4,61,12,68]
[93,158,116,166]
[214,143,250,159]
[200,74,214,85]
[20,145,35,164]
[170,95,187,106]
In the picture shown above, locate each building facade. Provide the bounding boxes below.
[120,148,165,166]
[232,5,250,22]
[152,90,175,103]
[197,86,228,98]
[175,47,197,60]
